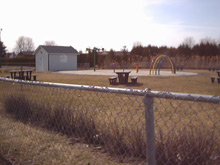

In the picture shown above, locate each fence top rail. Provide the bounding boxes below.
[1,77,220,104]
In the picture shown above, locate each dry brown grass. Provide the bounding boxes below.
[34,70,220,96]
[0,66,220,164]
[1,84,219,164]
[1,66,219,95]
[0,103,128,165]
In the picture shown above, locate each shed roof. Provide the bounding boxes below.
[37,45,78,54]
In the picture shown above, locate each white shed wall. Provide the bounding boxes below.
[48,54,77,71]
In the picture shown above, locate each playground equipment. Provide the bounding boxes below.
[134,63,139,73]
[86,47,104,72]
[112,63,116,72]
[150,55,176,75]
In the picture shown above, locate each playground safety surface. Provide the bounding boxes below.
[56,69,198,77]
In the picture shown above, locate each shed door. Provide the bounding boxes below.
[39,56,43,71]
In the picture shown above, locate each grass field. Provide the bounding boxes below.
[0,66,220,95]
[0,66,220,164]
[33,69,220,96]
[0,106,126,165]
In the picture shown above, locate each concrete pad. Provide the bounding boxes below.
[56,69,198,77]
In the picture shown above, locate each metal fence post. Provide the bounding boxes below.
[144,92,156,165]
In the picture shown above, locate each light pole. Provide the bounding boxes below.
[0,28,2,68]
[0,28,2,42]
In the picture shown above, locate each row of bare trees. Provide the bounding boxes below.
[1,35,220,69]
[79,37,220,69]
[13,36,57,54]
[130,37,220,60]
[0,36,57,58]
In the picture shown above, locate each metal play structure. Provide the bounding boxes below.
[86,47,104,72]
[150,55,176,75]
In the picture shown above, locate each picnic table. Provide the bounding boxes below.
[211,70,220,84]
[9,70,33,80]
[115,71,131,84]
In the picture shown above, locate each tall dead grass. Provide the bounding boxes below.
[3,94,219,164]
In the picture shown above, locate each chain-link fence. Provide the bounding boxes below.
[0,78,219,164]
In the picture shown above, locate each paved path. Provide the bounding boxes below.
[56,69,198,77]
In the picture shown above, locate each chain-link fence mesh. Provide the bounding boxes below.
[152,96,220,165]
[0,78,219,164]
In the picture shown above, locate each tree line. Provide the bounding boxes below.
[0,36,56,58]
[0,36,57,67]
[130,37,220,61]
[78,37,220,68]
[1,36,220,68]
[77,48,130,68]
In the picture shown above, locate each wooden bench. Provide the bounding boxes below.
[130,76,138,84]
[109,77,117,85]
[33,75,38,81]
[211,76,220,83]
[211,76,215,83]
[177,66,184,70]
[217,77,220,84]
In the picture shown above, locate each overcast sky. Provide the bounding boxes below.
[0,0,220,52]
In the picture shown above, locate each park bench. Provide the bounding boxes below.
[130,76,138,84]
[209,66,220,71]
[177,66,184,70]
[33,75,38,81]
[211,76,220,84]
[109,77,117,85]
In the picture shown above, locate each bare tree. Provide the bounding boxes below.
[14,36,35,53]
[182,37,195,48]
[44,40,57,46]
[217,36,220,46]
[200,37,216,44]
[133,41,143,47]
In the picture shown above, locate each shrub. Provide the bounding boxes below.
[156,128,219,164]
[4,94,33,122]
[3,94,219,164]
[2,57,35,66]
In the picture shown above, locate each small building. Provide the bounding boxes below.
[17,51,34,58]
[34,45,79,72]
[6,52,16,58]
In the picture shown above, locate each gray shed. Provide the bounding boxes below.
[34,45,79,72]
